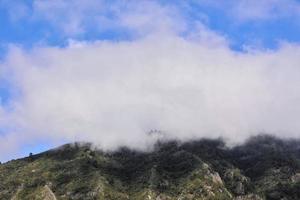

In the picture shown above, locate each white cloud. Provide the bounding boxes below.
[0,0,30,22]
[0,133,21,161]
[232,0,300,21]
[198,0,300,22]
[1,30,300,158]
[30,0,186,37]
[2,0,300,37]
[1,0,300,161]
[32,0,105,35]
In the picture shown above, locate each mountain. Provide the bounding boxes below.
[1,135,300,200]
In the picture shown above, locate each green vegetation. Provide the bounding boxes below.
[0,135,300,199]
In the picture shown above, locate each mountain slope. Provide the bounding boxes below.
[1,135,300,200]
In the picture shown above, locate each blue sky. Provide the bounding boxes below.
[0,0,300,53]
[1,0,300,161]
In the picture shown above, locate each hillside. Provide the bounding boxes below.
[1,135,300,200]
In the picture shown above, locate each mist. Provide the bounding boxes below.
[0,30,300,157]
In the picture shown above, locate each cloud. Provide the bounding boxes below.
[1,1,300,161]
[1,0,185,37]
[1,29,300,158]
[32,0,109,35]
[232,0,300,21]
[30,0,186,37]
[0,133,21,161]
[0,0,31,22]
[197,0,300,22]
[2,0,300,41]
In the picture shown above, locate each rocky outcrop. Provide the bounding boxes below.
[224,168,250,195]
[38,185,57,200]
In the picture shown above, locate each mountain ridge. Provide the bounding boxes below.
[1,135,300,200]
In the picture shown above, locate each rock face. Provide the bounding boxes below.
[37,185,57,200]
[0,135,300,199]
